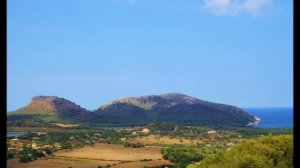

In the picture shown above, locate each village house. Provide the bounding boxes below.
[207,130,217,134]
[7,147,18,155]
[53,143,61,150]
[37,132,47,136]
[226,142,234,146]
[32,137,39,141]
[141,128,150,133]
[41,145,53,150]
[31,143,39,149]
[174,126,180,132]
[9,139,19,147]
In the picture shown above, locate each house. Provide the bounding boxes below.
[9,139,19,146]
[33,132,47,136]
[53,143,61,150]
[141,128,150,133]
[31,143,39,149]
[42,145,53,150]
[120,138,127,141]
[32,137,39,140]
[207,130,217,134]
[8,147,18,154]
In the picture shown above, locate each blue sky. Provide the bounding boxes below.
[7,0,293,111]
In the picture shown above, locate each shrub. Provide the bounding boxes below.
[124,142,145,148]
[140,158,152,162]
[19,155,32,163]
[7,151,14,159]
[36,150,46,157]
[188,135,293,168]
[44,148,53,154]
[161,147,203,167]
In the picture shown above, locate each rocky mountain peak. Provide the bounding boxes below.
[23,95,89,115]
[159,92,203,105]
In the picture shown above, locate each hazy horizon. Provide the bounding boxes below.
[8,0,293,111]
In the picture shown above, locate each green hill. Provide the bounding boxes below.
[7,96,97,127]
[94,93,258,127]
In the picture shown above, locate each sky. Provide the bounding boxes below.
[7,0,293,111]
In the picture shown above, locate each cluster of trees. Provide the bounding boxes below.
[235,127,293,138]
[7,117,54,127]
[37,132,76,149]
[187,135,293,168]
[35,129,133,149]
[151,124,294,142]
[124,142,145,148]
[18,147,48,163]
[7,151,14,159]
[147,121,177,131]
[139,158,152,162]
[8,129,138,162]
[19,132,40,139]
[161,147,204,168]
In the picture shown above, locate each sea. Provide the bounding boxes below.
[243,107,293,128]
[7,131,44,138]
[7,131,29,138]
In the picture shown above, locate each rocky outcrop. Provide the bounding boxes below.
[19,96,93,120]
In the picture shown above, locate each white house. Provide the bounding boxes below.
[141,128,150,133]
[207,130,216,134]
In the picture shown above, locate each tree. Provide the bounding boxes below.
[19,154,32,163]
[188,135,293,168]
[7,151,14,160]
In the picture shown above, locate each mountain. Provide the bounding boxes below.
[7,96,96,127]
[94,92,258,127]
[8,93,259,128]
[19,96,90,116]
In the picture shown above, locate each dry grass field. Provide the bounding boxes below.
[7,143,171,168]
[130,135,201,145]
[52,123,80,128]
[55,143,164,161]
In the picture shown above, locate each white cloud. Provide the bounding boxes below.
[203,0,270,16]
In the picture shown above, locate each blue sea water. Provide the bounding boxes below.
[7,131,28,137]
[7,131,42,137]
[243,107,293,128]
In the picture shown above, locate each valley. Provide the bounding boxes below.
[7,93,293,168]
[7,122,293,168]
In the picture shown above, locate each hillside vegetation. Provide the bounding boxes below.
[8,93,258,127]
[187,134,293,168]
[94,92,257,127]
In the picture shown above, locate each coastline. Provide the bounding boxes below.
[246,116,261,126]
